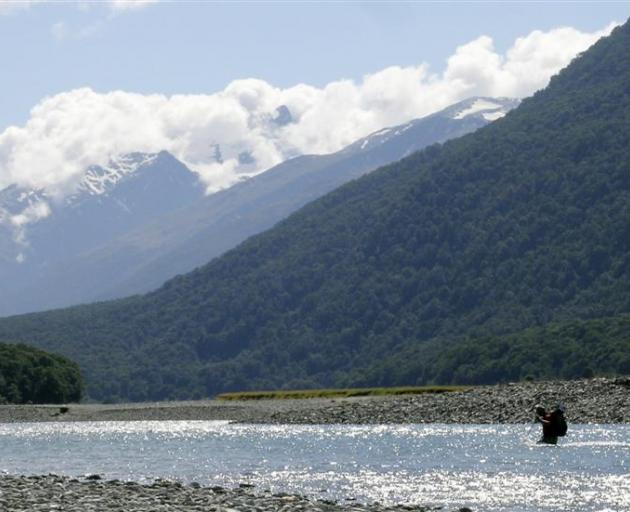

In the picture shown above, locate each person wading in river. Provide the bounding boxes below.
[535,404,568,445]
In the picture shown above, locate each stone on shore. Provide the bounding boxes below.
[0,474,467,512]
[0,377,627,425]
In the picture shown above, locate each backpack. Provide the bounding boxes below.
[553,412,568,437]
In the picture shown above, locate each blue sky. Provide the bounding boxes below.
[2,1,628,130]
[1,1,628,195]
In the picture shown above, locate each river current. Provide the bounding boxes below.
[0,421,627,512]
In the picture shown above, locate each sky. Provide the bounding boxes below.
[1,1,629,198]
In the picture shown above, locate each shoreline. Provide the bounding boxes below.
[0,474,469,512]
[0,377,628,424]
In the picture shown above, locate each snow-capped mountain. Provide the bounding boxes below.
[448,96,518,120]
[0,152,163,248]
[1,151,201,250]
[1,153,158,209]
[343,96,519,155]
[77,153,159,197]
[0,150,204,315]
[0,97,518,316]
[0,96,517,316]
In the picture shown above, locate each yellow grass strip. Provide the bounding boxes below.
[216,385,468,401]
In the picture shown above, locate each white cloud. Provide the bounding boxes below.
[443,24,619,98]
[108,0,156,12]
[10,200,50,229]
[0,22,618,209]
[8,199,51,246]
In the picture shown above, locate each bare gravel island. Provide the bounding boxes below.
[0,377,628,425]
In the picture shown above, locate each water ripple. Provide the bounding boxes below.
[0,422,627,512]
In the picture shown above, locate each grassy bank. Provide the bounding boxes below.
[216,385,468,401]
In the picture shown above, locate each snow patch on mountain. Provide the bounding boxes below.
[78,153,159,196]
[452,98,507,120]
[482,110,507,121]
[0,153,160,243]
[350,126,399,153]
[344,97,518,155]
[0,187,47,216]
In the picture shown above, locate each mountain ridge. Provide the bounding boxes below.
[1,20,628,403]
[97,96,518,301]
[0,151,205,314]
[0,96,516,315]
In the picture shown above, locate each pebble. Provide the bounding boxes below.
[0,378,627,425]
[0,475,466,512]
[255,377,630,425]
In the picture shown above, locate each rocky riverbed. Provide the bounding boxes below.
[0,474,471,512]
[262,376,630,425]
[0,377,627,425]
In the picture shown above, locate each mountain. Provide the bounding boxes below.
[91,96,518,300]
[1,21,629,402]
[0,151,205,315]
[0,97,517,317]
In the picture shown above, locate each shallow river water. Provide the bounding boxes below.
[0,421,628,512]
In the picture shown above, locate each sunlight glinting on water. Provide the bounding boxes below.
[0,421,628,512]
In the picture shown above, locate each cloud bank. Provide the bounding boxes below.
[0,23,617,201]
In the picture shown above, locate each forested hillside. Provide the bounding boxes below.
[340,315,630,387]
[0,343,83,404]
[0,22,629,401]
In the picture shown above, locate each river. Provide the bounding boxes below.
[0,421,628,511]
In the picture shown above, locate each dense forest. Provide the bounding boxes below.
[0,21,629,401]
[340,314,630,387]
[0,343,83,404]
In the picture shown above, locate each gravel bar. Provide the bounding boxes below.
[0,377,627,425]
[0,474,471,512]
